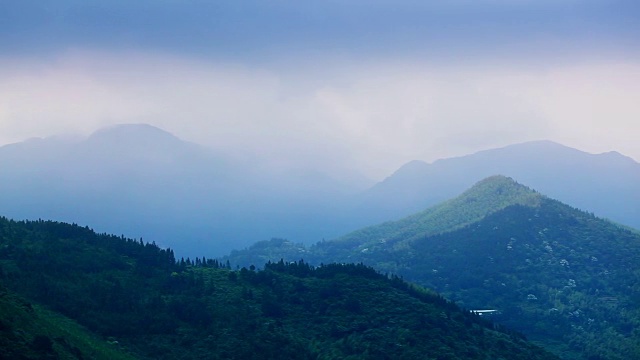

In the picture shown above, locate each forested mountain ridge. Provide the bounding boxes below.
[0,216,558,359]
[224,177,640,359]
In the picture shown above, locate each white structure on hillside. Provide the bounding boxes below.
[470,309,500,316]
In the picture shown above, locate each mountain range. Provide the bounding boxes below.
[0,124,638,257]
[355,140,640,229]
[2,123,639,359]
[224,176,640,359]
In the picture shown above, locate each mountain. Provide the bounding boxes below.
[0,124,241,255]
[332,175,542,250]
[2,126,638,258]
[355,141,640,230]
[0,124,363,256]
[0,216,558,360]
[224,176,546,267]
[224,176,640,359]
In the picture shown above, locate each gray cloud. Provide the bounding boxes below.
[1,1,638,180]
[1,51,638,180]
[1,1,638,63]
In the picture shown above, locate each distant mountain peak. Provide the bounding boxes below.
[83,124,192,156]
[398,159,429,169]
[597,150,639,165]
[88,123,180,143]
[472,140,581,158]
[503,139,567,149]
[383,159,429,180]
[515,139,562,146]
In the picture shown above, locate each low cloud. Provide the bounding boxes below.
[1,50,638,180]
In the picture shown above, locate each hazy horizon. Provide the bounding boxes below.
[1,1,639,179]
[2,122,639,184]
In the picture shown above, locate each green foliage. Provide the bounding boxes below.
[224,176,640,359]
[226,238,310,271]
[0,283,136,360]
[326,175,542,257]
[397,201,640,359]
[225,176,544,269]
[0,216,557,359]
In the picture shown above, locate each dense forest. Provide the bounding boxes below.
[225,176,640,359]
[0,216,557,359]
[0,283,136,360]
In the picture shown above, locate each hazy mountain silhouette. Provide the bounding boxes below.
[0,124,359,256]
[355,140,640,230]
[1,125,638,257]
[0,124,239,254]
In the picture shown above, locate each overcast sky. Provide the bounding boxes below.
[1,1,639,180]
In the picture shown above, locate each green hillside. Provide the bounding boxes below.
[0,216,557,359]
[224,176,640,359]
[395,200,640,359]
[0,284,136,360]
[313,175,543,266]
[225,176,542,269]
[338,175,543,246]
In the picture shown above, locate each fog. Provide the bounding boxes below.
[1,1,639,256]
[1,1,639,180]
[1,53,639,181]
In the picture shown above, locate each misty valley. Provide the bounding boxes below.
[1,125,639,360]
